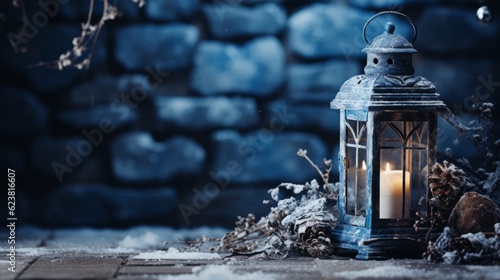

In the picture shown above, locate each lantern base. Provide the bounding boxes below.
[331,224,432,260]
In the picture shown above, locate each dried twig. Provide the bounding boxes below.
[10,0,144,71]
[297,149,332,187]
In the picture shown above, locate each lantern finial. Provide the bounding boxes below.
[385,22,395,34]
[361,12,417,76]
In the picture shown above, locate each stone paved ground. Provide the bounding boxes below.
[1,227,500,280]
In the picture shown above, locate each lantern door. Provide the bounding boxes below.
[372,111,434,228]
[341,110,369,227]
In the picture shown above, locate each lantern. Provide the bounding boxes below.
[330,11,446,259]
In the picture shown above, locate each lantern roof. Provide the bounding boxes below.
[331,74,446,111]
[362,22,417,54]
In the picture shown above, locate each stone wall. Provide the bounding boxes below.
[1,0,499,228]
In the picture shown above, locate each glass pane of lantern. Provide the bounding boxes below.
[379,121,427,220]
[346,120,367,217]
[380,122,403,148]
[409,122,428,217]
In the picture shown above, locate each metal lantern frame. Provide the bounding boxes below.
[330,11,446,259]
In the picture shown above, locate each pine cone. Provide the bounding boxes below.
[428,161,464,222]
[448,236,477,254]
[294,211,336,257]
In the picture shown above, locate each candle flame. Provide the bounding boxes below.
[362,160,367,170]
[385,162,390,173]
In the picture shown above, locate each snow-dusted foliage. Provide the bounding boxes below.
[425,97,500,263]
[482,162,500,206]
[213,179,338,258]
[269,180,337,229]
[425,224,500,264]
[266,180,338,257]
[440,101,500,206]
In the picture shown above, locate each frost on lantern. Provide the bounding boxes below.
[330,11,446,259]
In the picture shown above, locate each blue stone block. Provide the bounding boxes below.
[288,4,374,59]
[61,74,122,106]
[287,59,362,103]
[211,130,329,184]
[155,96,260,131]
[203,2,286,39]
[190,36,285,96]
[57,104,138,130]
[111,132,205,183]
[115,24,199,71]
[62,73,189,107]
[146,0,201,21]
[59,0,141,20]
[266,100,340,134]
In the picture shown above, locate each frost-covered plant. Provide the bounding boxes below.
[212,214,271,254]
[8,0,144,70]
[424,223,500,264]
[54,0,118,71]
[213,150,339,258]
[213,180,338,258]
[439,96,500,206]
[264,179,338,257]
[423,93,500,263]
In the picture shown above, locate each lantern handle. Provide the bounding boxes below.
[362,11,417,45]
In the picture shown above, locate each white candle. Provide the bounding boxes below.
[379,163,411,219]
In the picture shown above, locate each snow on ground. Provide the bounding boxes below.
[48,226,227,249]
[330,264,500,279]
[118,231,161,249]
[332,266,451,279]
[156,265,280,280]
[466,265,500,279]
[12,225,229,257]
[15,248,52,257]
[133,247,221,260]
